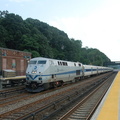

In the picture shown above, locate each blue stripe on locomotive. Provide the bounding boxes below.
[27,68,103,81]
[27,69,82,80]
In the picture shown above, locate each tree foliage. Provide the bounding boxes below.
[0,11,111,65]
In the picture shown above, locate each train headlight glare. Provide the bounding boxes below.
[32,70,37,74]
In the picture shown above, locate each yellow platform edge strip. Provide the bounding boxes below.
[97,72,120,120]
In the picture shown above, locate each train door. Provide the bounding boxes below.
[91,67,93,75]
[49,60,56,81]
[82,66,85,77]
[97,67,98,74]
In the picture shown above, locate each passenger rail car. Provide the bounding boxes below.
[26,57,113,92]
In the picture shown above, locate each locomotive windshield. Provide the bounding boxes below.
[29,61,37,64]
[38,60,46,64]
[28,60,46,64]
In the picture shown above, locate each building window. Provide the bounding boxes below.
[12,59,16,68]
[3,58,7,69]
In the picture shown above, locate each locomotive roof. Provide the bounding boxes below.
[30,57,82,63]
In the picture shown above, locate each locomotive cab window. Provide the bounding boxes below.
[38,60,46,64]
[29,61,37,64]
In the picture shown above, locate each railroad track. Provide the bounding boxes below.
[58,72,116,120]
[0,80,87,109]
[0,72,115,120]
[0,72,111,98]
[0,73,108,106]
[0,85,83,119]
[0,86,25,97]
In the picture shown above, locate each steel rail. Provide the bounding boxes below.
[59,73,115,120]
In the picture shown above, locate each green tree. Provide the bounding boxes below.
[0,11,111,65]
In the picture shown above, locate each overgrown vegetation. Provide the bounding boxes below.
[0,10,111,65]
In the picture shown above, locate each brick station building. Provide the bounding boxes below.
[0,48,31,77]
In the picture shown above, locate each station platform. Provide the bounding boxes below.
[91,71,120,120]
[0,76,26,89]
[0,76,26,80]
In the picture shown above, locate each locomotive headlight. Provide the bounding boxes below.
[32,70,37,74]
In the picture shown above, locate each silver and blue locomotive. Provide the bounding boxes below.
[26,57,113,92]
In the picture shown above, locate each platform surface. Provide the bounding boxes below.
[0,76,26,80]
[91,71,120,120]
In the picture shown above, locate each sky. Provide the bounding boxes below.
[0,0,120,61]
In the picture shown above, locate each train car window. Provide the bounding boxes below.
[74,63,76,66]
[63,62,65,66]
[66,62,68,66]
[58,61,61,65]
[38,60,46,64]
[60,62,62,65]
[29,61,37,64]
[62,62,67,66]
